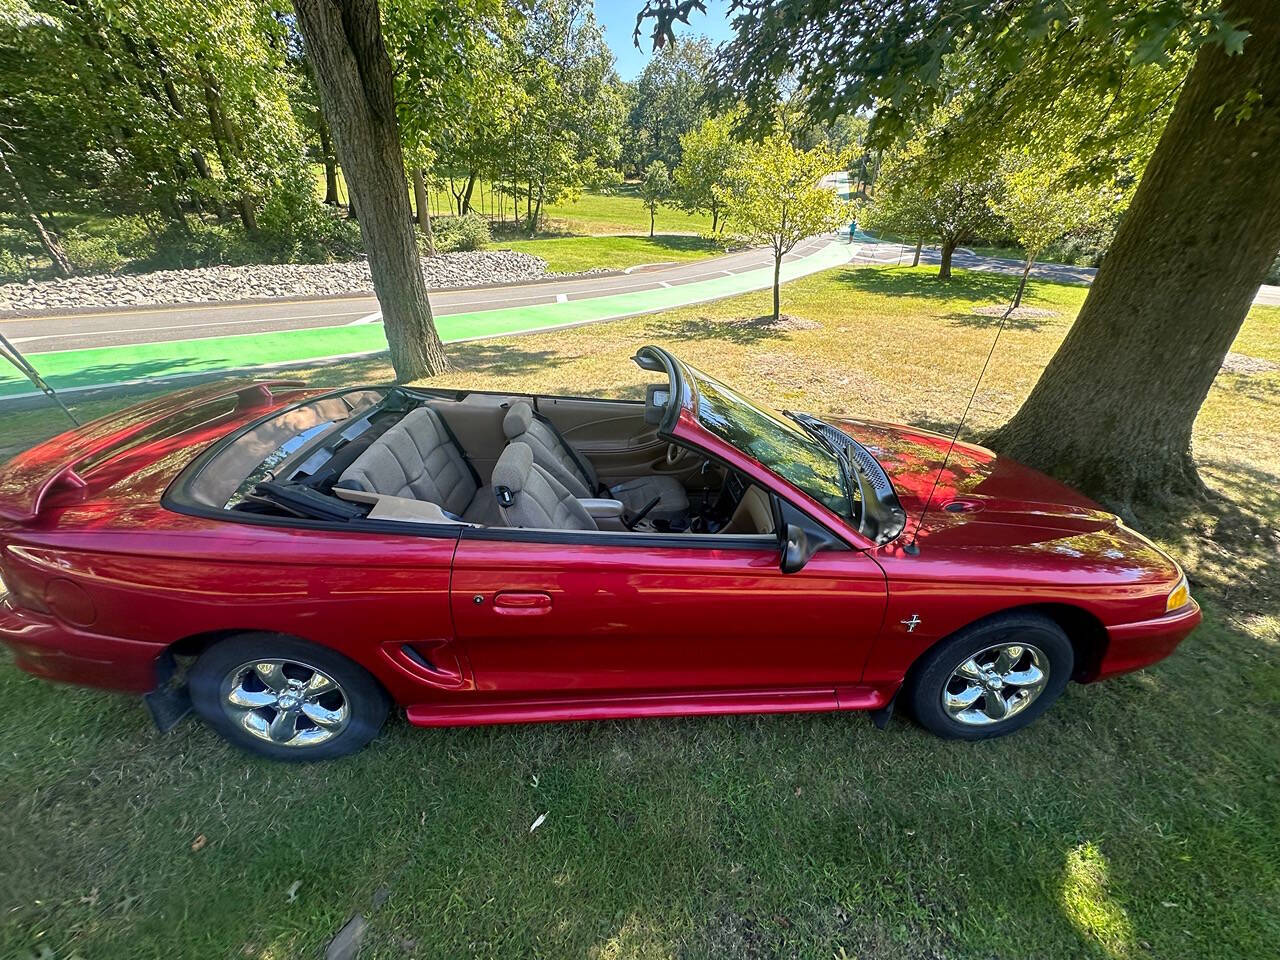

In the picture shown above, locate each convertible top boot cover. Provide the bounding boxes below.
[502,400,689,521]
[492,442,598,531]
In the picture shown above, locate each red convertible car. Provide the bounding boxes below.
[0,347,1198,760]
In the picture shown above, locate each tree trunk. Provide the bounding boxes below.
[293,0,446,381]
[199,67,258,237]
[986,0,1280,511]
[411,167,435,256]
[772,252,782,322]
[650,207,655,237]
[0,146,72,276]
[938,238,957,279]
[461,172,477,215]
[529,182,544,237]
[911,239,922,267]
[711,205,719,234]
[1012,257,1033,309]
[319,122,341,205]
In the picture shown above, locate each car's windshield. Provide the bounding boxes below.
[688,367,853,517]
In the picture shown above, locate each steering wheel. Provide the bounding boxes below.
[665,443,684,466]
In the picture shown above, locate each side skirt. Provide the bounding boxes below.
[405,685,894,728]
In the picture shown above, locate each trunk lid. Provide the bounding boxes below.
[0,381,301,522]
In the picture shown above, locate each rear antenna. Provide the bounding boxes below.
[0,329,79,426]
[904,299,1016,555]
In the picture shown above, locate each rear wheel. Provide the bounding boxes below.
[189,634,390,761]
[905,613,1073,740]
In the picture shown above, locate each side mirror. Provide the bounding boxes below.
[780,522,819,574]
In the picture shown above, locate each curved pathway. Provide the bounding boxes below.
[0,236,852,401]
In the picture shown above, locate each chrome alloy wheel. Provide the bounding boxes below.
[941,642,1050,726]
[219,659,351,748]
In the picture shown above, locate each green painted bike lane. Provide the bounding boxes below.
[0,240,853,400]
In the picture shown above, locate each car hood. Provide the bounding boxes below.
[829,418,1177,576]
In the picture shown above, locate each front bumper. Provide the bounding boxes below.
[1095,599,1202,679]
[0,597,164,692]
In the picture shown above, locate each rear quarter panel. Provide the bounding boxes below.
[6,505,462,704]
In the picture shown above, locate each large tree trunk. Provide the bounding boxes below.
[938,237,957,279]
[411,167,435,256]
[293,0,446,381]
[0,145,72,276]
[911,239,922,267]
[986,0,1280,511]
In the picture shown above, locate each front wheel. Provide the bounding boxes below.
[904,613,1073,740]
[189,634,390,761]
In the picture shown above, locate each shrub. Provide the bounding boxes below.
[63,230,125,274]
[257,185,363,264]
[1266,252,1280,286]
[432,214,490,253]
[140,221,257,270]
[0,247,30,284]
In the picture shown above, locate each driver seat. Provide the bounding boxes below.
[501,400,688,521]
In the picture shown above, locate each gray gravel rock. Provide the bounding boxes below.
[0,250,548,314]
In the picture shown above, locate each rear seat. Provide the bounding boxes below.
[335,407,501,525]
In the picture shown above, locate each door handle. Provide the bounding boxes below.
[492,591,553,615]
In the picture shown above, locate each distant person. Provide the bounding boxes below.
[848,221,857,243]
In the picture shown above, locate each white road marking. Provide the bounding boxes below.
[659,281,672,288]
[10,310,367,344]
[556,293,568,303]
[347,310,383,326]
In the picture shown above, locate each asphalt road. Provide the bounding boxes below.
[7,234,1276,356]
[848,237,1280,305]
[0,238,831,353]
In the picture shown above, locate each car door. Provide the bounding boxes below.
[448,520,887,698]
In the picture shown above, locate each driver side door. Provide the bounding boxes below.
[448,519,888,701]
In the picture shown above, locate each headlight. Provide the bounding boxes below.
[1166,576,1191,612]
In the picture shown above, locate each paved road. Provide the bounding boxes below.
[1,239,830,354]
[846,234,1280,305]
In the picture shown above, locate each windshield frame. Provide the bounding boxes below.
[674,361,857,521]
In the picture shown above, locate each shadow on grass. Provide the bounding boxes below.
[835,265,1029,303]
[446,342,571,377]
[645,313,796,345]
[1147,458,1280,606]
[946,310,1056,332]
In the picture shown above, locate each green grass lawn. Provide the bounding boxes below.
[2,266,1278,959]
[314,166,714,238]
[497,234,723,273]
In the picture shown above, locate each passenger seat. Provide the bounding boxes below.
[335,407,501,524]
[502,400,688,520]
[491,442,597,530]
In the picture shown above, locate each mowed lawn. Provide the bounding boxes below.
[1,266,1277,959]
[499,234,723,273]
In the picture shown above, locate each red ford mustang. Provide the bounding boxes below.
[0,346,1199,760]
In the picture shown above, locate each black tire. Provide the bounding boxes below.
[189,633,390,761]
[905,612,1073,741]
